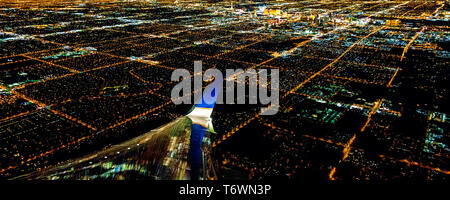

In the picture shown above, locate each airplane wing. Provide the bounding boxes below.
[13,77,221,180]
[186,79,221,180]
